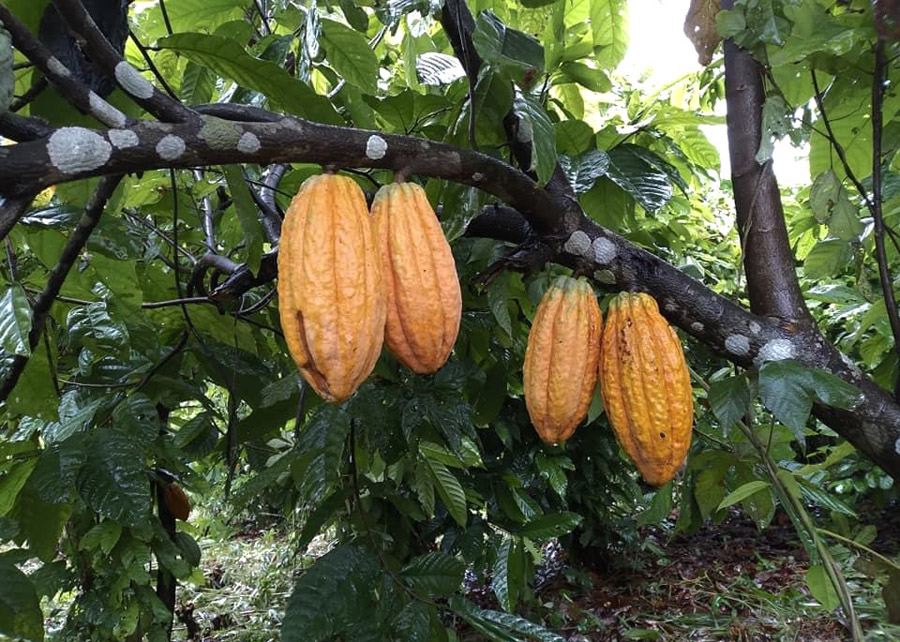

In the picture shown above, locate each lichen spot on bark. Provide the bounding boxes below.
[366,135,388,159]
[200,117,242,151]
[564,230,591,257]
[156,135,186,161]
[724,334,751,356]
[114,62,154,99]
[48,127,112,174]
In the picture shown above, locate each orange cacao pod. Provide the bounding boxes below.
[163,482,191,521]
[371,182,462,374]
[523,276,603,445]
[277,174,386,403]
[599,292,693,486]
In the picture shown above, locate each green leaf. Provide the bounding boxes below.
[512,93,557,186]
[319,19,379,94]
[605,145,673,212]
[282,545,381,641]
[66,301,129,353]
[158,33,340,124]
[516,512,582,539]
[491,537,526,612]
[0,562,44,641]
[559,150,610,194]
[296,488,351,552]
[0,286,32,356]
[422,456,467,527]
[806,564,840,612]
[472,11,545,82]
[76,430,150,527]
[637,482,673,526]
[590,0,629,70]
[401,552,465,598]
[708,375,751,432]
[717,480,771,511]
[449,597,566,642]
[758,360,815,443]
[0,460,37,517]
[488,275,513,338]
[798,481,857,517]
[808,369,862,410]
[559,61,611,93]
[222,165,263,273]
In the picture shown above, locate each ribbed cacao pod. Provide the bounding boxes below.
[163,482,191,521]
[523,276,603,445]
[371,182,462,374]
[599,292,693,486]
[277,174,386,403]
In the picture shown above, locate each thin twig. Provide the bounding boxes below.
[128,29,179,100]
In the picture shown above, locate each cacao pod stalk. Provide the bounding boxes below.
[523,275,603,446]
[599,291,693,486]
[277,174,386,403]
[371,181,462,374]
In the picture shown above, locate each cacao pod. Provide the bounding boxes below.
[599,292,693,486]
[277,174,386,403]
[371,182,462,374]
[523,276,603,445]
[163,482,191,521]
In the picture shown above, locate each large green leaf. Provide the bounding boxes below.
[0,562,43,642]
[590,0,629,70]
[319,19,380,94]
[516,512,582,539]
[511,93,557,186]
[449,597,565,642]
[282,545,381,642]
[472,11,545,82]
[0,285,32,357]
[76,429,150,526]
[401,552,465,598]
[222,166,263,273]
[708,375,751,433]
[422,455,467,527]
[491,537,526,613]
[158,33,340,124]
[604,145,673,212]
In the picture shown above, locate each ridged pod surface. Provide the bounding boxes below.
[523,276,603,445]
[599,292,693,486]
[371,182,462,374]
[277,174,386,403]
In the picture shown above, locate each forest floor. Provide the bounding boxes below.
[171,510,900,642]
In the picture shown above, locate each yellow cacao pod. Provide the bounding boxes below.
[163,482,191,521]
[599,292,693,486]
[277,174,386,403]
[371,182,462,374]
[523,276,603,445]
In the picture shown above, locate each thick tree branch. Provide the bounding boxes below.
[722,3,809,321]
[0,175,123,404]
[0,192,39,242]
[50,0,196,123]
[0,112,54,142]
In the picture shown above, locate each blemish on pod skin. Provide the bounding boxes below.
[237,132,260,154]
[108,129,139,149]
[756,338,794,364]
[47,127,112,174]
[724,334,751,356]
[114,62,154,99]
[592,237,616,265]
[366,135,388,160]
[88,92,127,128]
[156,135,186,161]
[563,230,591,257]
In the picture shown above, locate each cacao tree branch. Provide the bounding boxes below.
[722,0,810,321]
[0,174,123,404]
[0,4,130,128]
[49,0,196,122]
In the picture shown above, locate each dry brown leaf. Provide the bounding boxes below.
[684,0,722,66]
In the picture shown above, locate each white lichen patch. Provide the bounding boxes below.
[593,270,616,284]
[563,230,591,257]
[88,92,126,128]
[690,321,704,333]
[748,321,761,334]
[114,62,154,99]
[156,135,186,161]
[237,132,260,154]
[108,129,139,149]
[895,437,900,455]
[471,172,484,182]
[756,338,794,363]
[47,57,71,78]
[664,300,677,313]
[366,134,388,160]
[724,334,751,356]
[591,237,616,265]
[47,127,112,174]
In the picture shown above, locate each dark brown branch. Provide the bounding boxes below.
[0,174,123,403]
[0,191,38,243]
[0,4,129,128]
[722,3,809,321]
[0,112,54,142]
[870,40,900,399]
[9,76,48,112]
[50,0,195,123]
